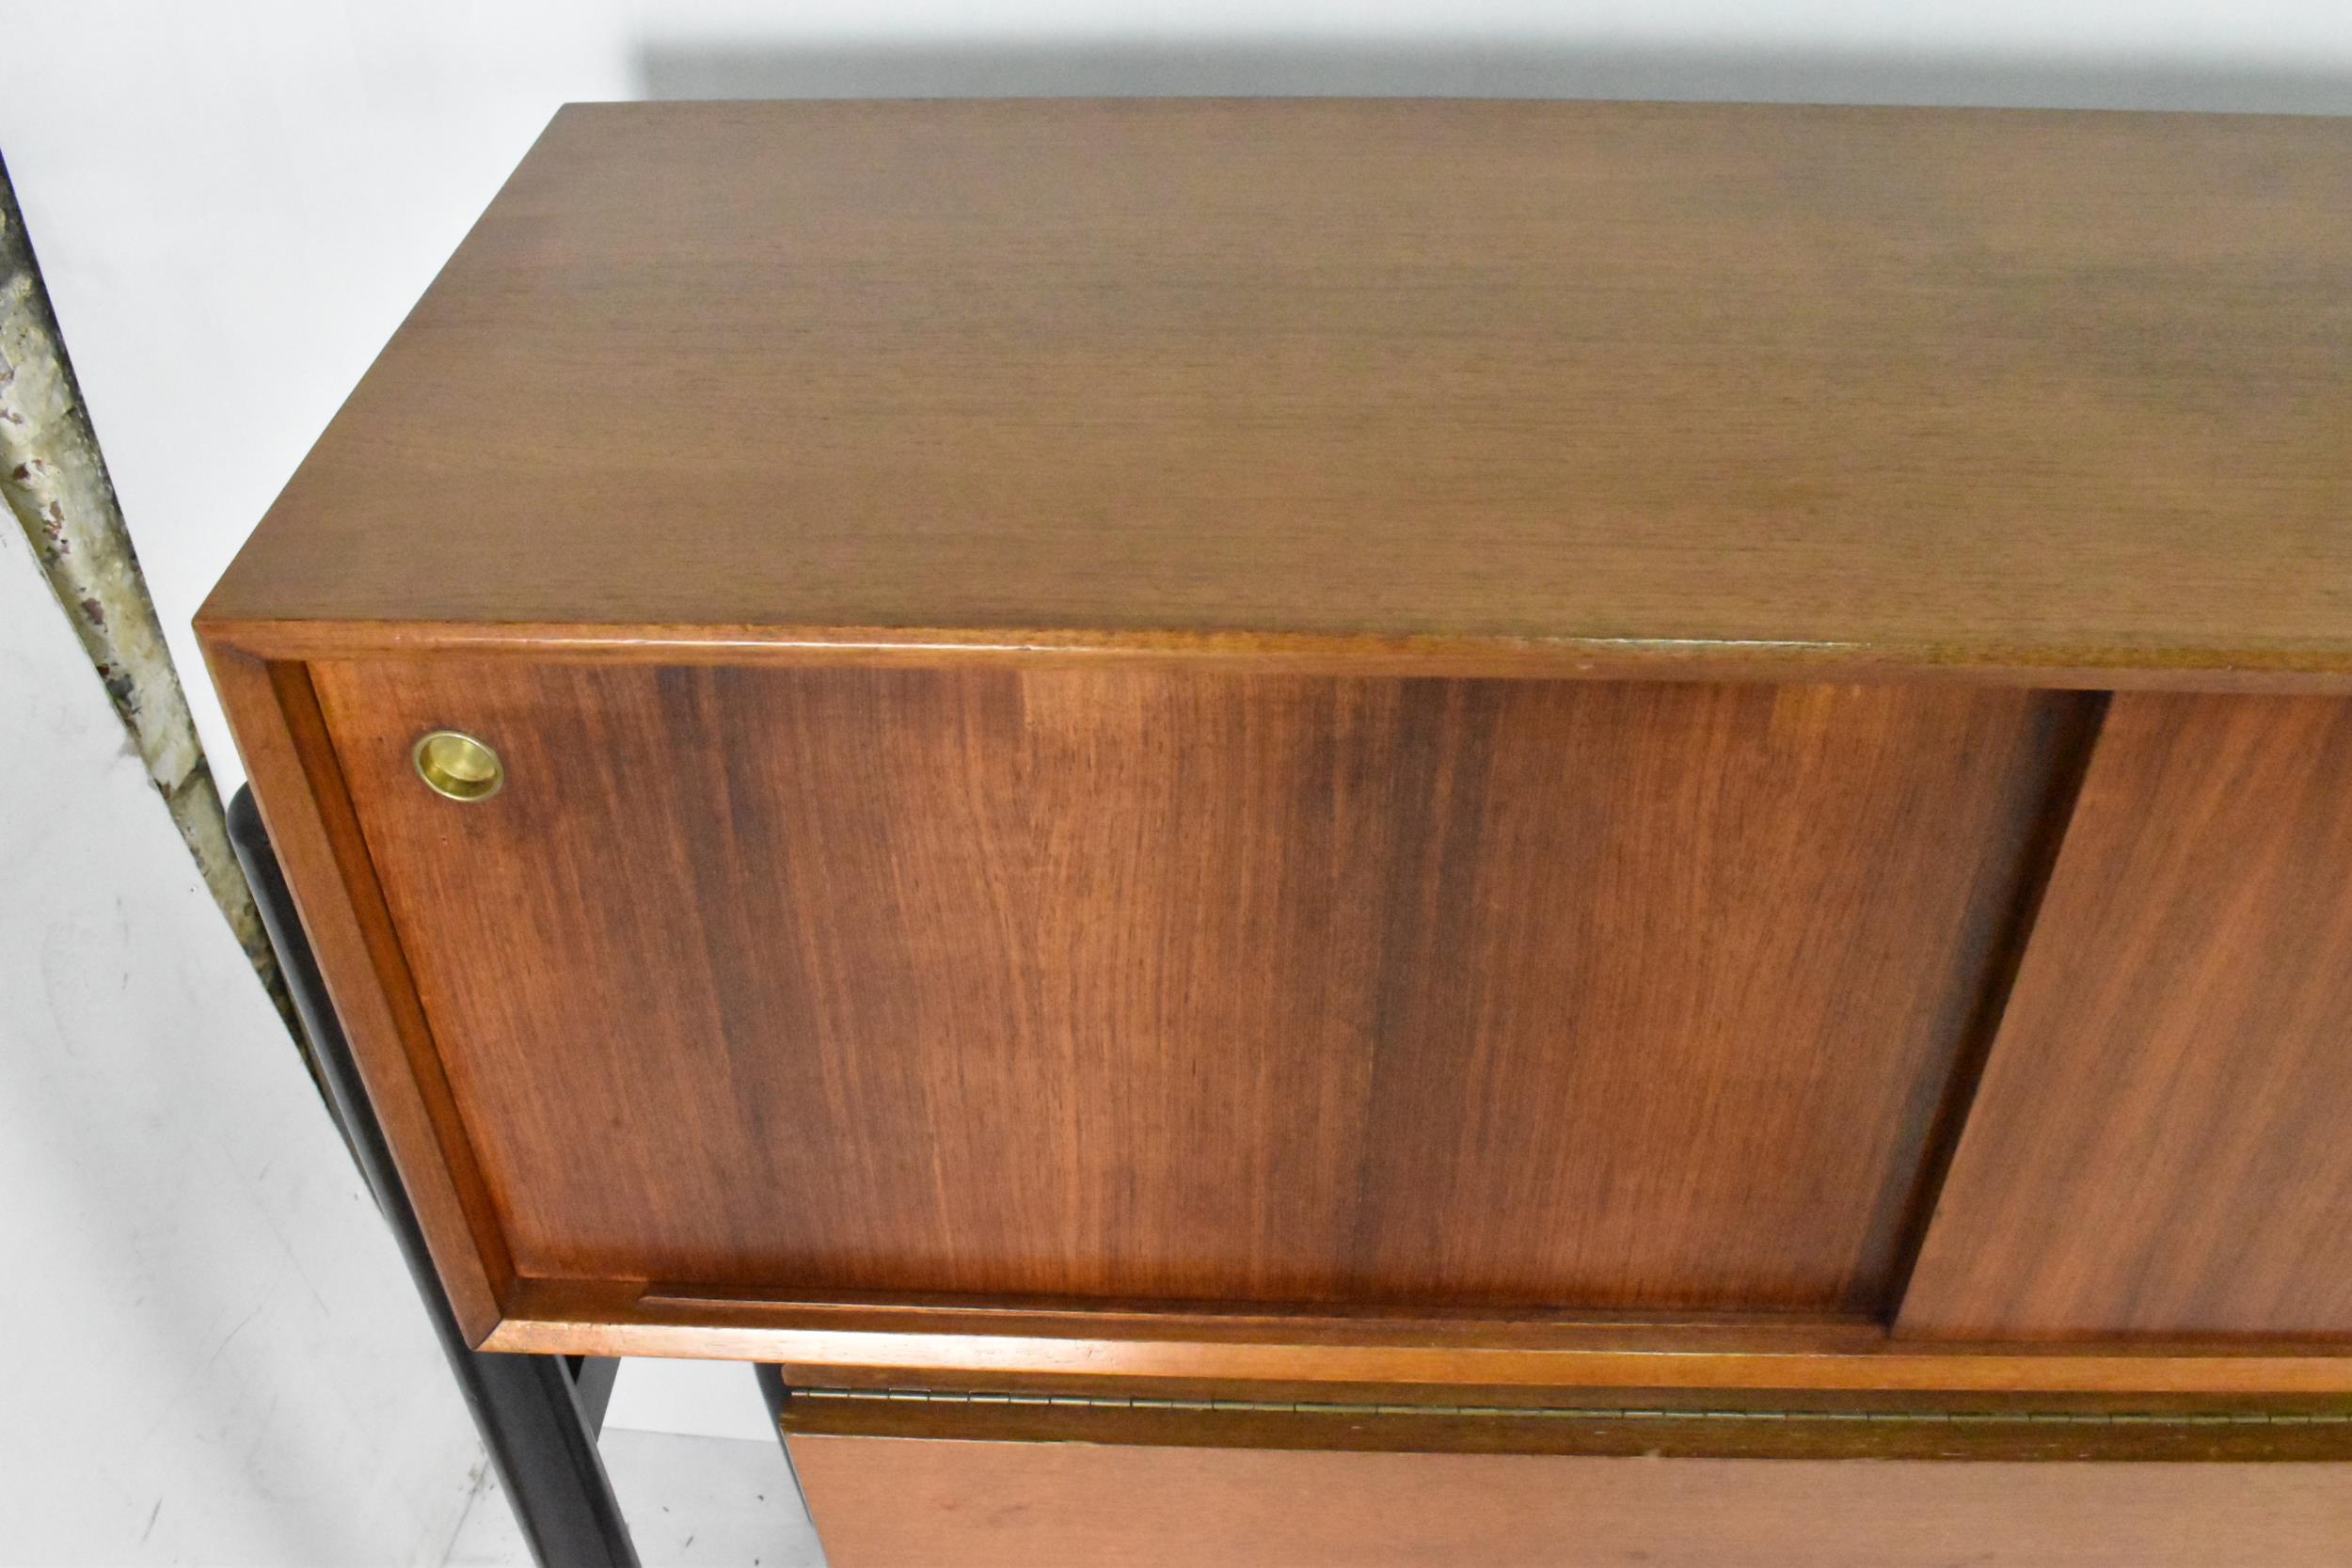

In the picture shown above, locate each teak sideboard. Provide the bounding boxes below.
[202,100,2352,1563]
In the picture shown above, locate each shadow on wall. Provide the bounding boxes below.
[634,39,2352,113]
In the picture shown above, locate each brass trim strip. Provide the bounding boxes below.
[788,1386,2352,1426]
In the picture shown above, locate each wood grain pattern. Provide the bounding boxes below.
[1899,695,2352,1338]
[199,101,2352,688]
[786,1431,2352,1568]
[309,659,2079,1315]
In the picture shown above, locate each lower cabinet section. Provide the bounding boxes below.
[780,1390,2352,1567]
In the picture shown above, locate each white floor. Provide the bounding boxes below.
[441,1432,826,1568]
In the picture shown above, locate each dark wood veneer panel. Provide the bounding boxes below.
[312,660,2084,1315]
[1900,694,2352,1338]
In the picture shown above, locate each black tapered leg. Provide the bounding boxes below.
[228,786,639,1568]
[753,1363,815,1521]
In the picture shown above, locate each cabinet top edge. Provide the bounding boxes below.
[191,612,2352,693]
[205,100,2352,669]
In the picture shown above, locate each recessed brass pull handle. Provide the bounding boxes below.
[411,730,503,801]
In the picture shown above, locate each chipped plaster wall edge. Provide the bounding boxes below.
[0,150,303,1051]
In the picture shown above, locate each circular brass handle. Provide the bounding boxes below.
[411,730,504,801]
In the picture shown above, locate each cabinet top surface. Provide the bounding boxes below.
[203,99,2352,683]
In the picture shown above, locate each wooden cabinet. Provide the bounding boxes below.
[201,99,2352,1560]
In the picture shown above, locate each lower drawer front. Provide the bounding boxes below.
[780,1390,2352,1568]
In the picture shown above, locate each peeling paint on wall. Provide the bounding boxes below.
[0,151,300,1049]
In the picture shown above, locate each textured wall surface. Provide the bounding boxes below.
[0,157,291,1037]
[0,518,484,1565]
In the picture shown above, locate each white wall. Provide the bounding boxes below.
[4,0,2348,1453]
[0,519,485,1564]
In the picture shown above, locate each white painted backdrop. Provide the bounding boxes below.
[0,519,484,1562]
[2,1,2348,1535]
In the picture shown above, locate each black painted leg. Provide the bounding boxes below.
[229,787,639,1568]
[753,1363,815,1526]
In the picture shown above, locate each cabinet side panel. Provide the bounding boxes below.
[201,646,511,1338]
[1899,694,2352,1338]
